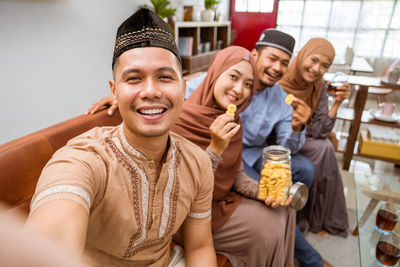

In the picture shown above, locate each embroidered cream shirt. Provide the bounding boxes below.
[30,125,214,267]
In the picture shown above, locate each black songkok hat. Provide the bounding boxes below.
[256,29,295,57]
[112,8,181,67]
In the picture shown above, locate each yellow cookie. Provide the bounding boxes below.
[285,94,294,105]
[226,104,237,116]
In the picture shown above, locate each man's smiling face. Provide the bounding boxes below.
[252,46,291,89]
[110,47,185,139]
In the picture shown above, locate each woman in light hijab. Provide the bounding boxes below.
[172,46,295,267]
[280,38,351,237]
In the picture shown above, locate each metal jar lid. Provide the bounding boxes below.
[289,182,309,211]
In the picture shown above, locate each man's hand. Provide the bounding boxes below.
[85,97,117,116]
[291,98,311,131]
[263,194,293,208]
[209,114,241,156]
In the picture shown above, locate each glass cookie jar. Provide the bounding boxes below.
[257,145,292,205]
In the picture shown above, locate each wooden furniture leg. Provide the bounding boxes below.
[353,183,400,236]
[352,198,379,236]
[343,85,369,170]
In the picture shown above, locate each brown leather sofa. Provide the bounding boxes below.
[0,108,229,267]
[0,110,122,217]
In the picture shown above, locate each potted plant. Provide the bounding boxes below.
[201,0,221,21]
[140,0,176,30]
[140,0,176,19]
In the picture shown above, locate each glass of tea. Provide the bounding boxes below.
[376,202,399,234]
[328,72,347,97]
[376,231,400,266]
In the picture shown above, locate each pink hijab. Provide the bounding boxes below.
[172,46,257,230]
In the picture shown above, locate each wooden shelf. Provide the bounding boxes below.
[336,136,400,165]
[175,21,232,28]
[337,108,400,128]
[180,50,221,59]
[174,21,231,74]
[335,108,400,164]
[181,50,219,74]
[354,152,400,165]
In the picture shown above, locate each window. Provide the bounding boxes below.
[277,0,400,61]
[235,0,275,13]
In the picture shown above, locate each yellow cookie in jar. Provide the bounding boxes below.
[257,146,292,205]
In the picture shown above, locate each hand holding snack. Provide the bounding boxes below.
[209,113,240,156]
[285,94,294,105]
[285,95,311,131]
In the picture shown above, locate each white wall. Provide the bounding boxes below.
[0,0,230,144]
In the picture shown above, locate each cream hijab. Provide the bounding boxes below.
[280,38,335,116]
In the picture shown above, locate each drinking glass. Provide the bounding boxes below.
[376,202,399,234]
[328,72,348,97]
[376,231,400,266]
[381,102,396,117]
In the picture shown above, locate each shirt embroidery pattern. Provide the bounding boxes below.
[112,136,150,249]
[105,128,181,258]
[105,138,143,254]
[119,124,146,160]
[188,209,212,219]
[159,138,177,238]
[31,184,92,210]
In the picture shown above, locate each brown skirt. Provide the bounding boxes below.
[212,197,295,267]
[298,137,349,237]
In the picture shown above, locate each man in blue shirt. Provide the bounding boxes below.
[240,29,312,186]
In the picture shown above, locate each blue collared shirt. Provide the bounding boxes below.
[186,73,305,167]
[240,83,305,167]
[185,72,207,99]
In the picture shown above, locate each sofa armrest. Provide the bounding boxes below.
[0,110,122,217]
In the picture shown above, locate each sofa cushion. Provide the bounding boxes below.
[0,110,122,216]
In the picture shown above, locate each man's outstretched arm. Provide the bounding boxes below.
[26,199,89,255]
[183,219,217,267]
